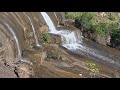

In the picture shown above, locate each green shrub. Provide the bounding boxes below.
[86,61,99,74]
[65,12,97,28]
[109,22,119,31]
[93,23,109,36]
[78,12,97,29]
[40,32,50,43]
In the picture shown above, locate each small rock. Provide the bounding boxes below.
[79,74,82,76]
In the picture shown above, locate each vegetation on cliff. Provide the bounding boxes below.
[65,12,120,49]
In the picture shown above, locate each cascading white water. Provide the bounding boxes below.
[61,31,82,49]
[40,12,56,33]
[23,12,41,47]
[4,22,22,61]
[41,12,82,50]
[62,32,77,44]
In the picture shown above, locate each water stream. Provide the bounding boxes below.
[3,22,22,61]
[23,12,41,47]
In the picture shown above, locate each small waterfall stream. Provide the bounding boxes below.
[23,12,41,47]
[4,22,22,61]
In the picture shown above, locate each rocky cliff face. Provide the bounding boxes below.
[0,12,64,78]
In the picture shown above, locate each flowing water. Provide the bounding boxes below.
[3,22,22,61]
[41,12,120,71]
[41,12,56,33]
[23,12,41,47]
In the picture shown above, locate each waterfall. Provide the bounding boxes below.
[23,12,41,47]
[61,31,82,50]
[4,22,22,61]
[40,12,56,33]
[41,12,82,50]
